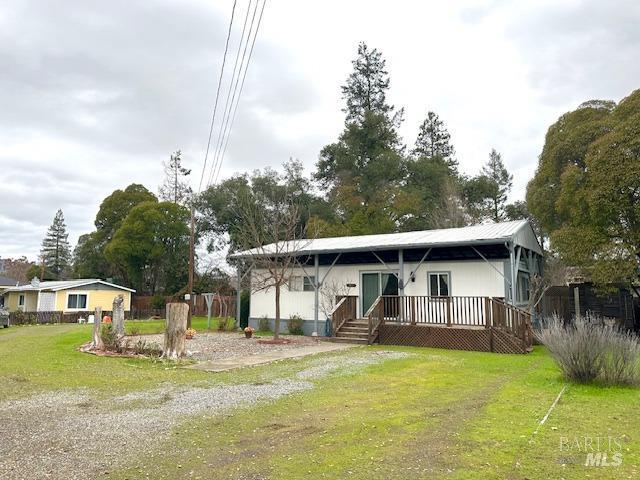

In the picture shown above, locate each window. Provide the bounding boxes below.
[288,276,315,292]
[67,293,87,309]
[516,272,530,303]
[303,276,316,292]
[428,272,450,296]
[18,294,25,307]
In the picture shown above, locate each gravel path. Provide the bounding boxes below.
[130,331,319,362]
[0,349,408,480]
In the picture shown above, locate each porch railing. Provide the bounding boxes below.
[370,295,533,350]
[330,295,357,335]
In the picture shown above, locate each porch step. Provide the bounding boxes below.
[329,336,369,345]
[340,326,369,333]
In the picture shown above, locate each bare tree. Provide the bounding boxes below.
[231,192,310,340]
[528,255,568,312]
[319,278,355,320]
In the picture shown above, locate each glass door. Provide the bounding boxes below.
[362,273,380,316]
[361,272,399,317]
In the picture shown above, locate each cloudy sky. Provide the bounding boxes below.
[1,0,639,260]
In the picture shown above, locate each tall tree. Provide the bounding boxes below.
[41,209,71,279]
[481,149,513,222]
[73,184,157,281]
[413,111,457,171]
[2,257,35,283]
[527,91,640,288]
[159,150,192,205]
[314,42,405,235]
[104,201,190,294]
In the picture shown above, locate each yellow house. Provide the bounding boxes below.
[2,278,135,313]
[0,275,19,308]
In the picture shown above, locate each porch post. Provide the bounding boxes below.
[236,265,242,327]
[313,254,320,336]
[509,242,517,305]
[398,249,405,322]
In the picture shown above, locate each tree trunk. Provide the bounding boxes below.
[91,306,103,350]
[274,283,281,340]
[163,303,188,359]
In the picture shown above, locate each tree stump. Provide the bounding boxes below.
[112,294,125,336]
[92,306,103,350]
[163,303,188,359]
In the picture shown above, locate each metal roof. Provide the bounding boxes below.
[3,279,136,293]
[230,220,542,259]
[0,276,19,286]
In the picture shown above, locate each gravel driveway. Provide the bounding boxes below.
[0,349,408,480]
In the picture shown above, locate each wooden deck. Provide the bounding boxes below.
[331,295,533,354]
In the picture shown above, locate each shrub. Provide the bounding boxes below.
[258,316,270,332]
[217,317,237,332]
[287,315,304,335]
[133,339,162,357]
[127,325,141,336]
[150,294,166,310]
[537,314,640,386]
[100,324,121,352]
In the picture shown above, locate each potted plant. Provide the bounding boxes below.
[186,328,196,340]
[244,326,255,339]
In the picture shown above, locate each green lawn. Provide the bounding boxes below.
[1,323,638,479]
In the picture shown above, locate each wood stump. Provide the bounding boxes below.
[112,294,125,336]
[91,306,103,350]
[163,303,188,359]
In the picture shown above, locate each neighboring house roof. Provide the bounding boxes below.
[4,279,136,293]
[231,220,543,259]
[0,276,19,287]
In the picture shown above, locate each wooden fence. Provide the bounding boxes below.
[8,310,127,326]
[131,294,236,319]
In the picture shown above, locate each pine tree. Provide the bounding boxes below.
[481,148,513,222]
[41,209,71,279]
[413,111,457,170]
[159,150,192,205]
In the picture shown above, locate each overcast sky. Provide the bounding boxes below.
[1,0,639,261]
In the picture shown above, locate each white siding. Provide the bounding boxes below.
[250,259,506,321]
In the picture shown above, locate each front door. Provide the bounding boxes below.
[361,272,398,316]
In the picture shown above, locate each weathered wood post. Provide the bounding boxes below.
[92,306,103,350]
[163,303,188,359]
[112,294,125,336]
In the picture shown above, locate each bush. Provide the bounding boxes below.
[150,294,166,310]
[217,317,237,332]
[101,324,121,352]
[258,316,270,332]
[537,314,640,386]
[287,315,304,335]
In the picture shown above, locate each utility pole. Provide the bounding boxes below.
[187,207,195,328]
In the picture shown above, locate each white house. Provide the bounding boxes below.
[232,220,543,347]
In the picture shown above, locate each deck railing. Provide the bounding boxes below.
[370,295,533,349]
[330,295,357,335]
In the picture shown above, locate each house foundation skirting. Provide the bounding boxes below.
[378,324,528,354]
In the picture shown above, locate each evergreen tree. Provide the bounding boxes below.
[413,111,457,170]
[314,42,405,235]
[159,150,192,205]
[41,209,71,279]
[481,148,513,222]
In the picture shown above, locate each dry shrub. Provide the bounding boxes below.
[537,314,640,386]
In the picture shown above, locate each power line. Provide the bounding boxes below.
[213,0,267,185]
[197,0,237,194]
[206,0,256,187]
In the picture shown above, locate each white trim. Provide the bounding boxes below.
[64,291,90,311]
[51,280,135,293]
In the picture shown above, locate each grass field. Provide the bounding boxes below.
[1,322,638,479]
